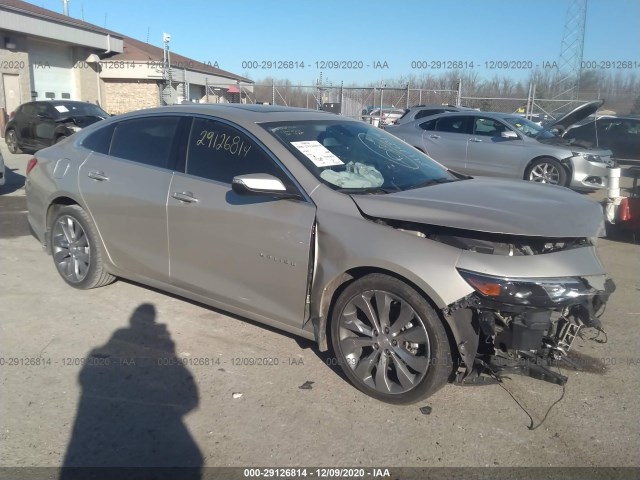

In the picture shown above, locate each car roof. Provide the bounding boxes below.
[418,111,520,120]
[114,104,347,123]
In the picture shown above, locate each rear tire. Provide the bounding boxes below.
[330,273,452,404]
[49,205,116,289]
[6,129,22,154]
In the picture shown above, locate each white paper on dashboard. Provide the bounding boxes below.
[290,140,344,167]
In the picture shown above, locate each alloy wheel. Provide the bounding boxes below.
[529,162,561,184]
[337,290,431,395]
[51,215,91,283]
[6,130,18,154]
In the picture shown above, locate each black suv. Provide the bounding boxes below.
[5,101,108,154]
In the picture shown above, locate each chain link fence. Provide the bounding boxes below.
[188,81,637,125]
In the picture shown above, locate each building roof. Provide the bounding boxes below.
[110,36,252,83]
[1,0,252,83]
[0,0,123,38]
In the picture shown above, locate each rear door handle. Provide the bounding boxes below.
[469,138,483,143]
[171,191,199,203]
[87,170,109,181]
[429,134,440,139]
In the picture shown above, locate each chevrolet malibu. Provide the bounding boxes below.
[385,100,616,191]
[25,104,615,404]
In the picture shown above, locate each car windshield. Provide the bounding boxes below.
[263,120,458,193]
[54,103,108,118]
[504,116,556,139]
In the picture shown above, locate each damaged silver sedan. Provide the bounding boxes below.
[25,105,615,404]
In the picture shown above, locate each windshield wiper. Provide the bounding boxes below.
[338,186,397,194]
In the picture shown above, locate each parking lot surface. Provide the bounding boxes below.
[1,142,639,470]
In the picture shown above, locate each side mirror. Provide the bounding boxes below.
[500,130,519,139]
[231,174,301,199]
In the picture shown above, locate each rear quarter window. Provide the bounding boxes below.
[81,124,115,154]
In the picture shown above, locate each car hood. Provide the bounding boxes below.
[350,177,605,237]
[545,99,604,131]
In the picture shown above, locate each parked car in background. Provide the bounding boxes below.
[0,149,5,186]
[393,104,476,126]
[26,104,614,404]
[5,101,109,154]
[366,107,405,127]
[386,101,616,190]
[564,115,640,161]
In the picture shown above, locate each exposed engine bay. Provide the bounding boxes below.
[376,217,616,386]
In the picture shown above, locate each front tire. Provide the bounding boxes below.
[49,205,115,289]
[525,157,568,186]
[330,274,452,404]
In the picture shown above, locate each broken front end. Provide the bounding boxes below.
[439,231,616,385]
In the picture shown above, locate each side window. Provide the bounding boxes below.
[435,116,471,134]
[186,118,287,184]
[36,103,55,119]
[82,124,115,154]
[415,109,443,120]
[21,103,36,116]
[473,117,508,137]
[419,119,436,131]
[109,117,180,169]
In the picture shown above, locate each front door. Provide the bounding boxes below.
[465,116,527,178]
[167,117,316,328]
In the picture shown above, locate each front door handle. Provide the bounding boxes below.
[87,170,109,181]
[428,134,441,139]
[171,191,199,203]
[469,138,483,143]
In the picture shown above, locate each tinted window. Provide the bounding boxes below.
[109,117,180,169]
[415,109,444,120]
[473,117,508,137]
[186,118,286,184]
[82,124,115,154]
[435,116,471,134]
[21,103,36,116]
[36,103,56,118]
[419,119,436,131]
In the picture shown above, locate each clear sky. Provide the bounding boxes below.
[35,0,640,85]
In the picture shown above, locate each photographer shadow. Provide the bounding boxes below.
[60,303,203,479]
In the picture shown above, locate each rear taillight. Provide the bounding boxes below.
[9,111,15,119]
[26,157,38,175]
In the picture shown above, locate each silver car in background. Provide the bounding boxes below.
[25,104,615,404]
[385,101,616,190]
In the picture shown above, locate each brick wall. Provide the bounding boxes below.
[102,79,159,115]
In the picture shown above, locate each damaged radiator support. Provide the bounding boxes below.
[443,281,615,387]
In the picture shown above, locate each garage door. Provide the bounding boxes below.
[28,39,75,101]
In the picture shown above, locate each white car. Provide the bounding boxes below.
[0,149,5,186]
[367,108,406,127]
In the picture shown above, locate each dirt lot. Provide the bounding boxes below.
[1,142,639,476]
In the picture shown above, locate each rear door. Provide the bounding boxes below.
[421,115,472,172]
[32,102,58,148]
[15,103,36,147]
[167,117,316,328]
[78,115,185,282]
